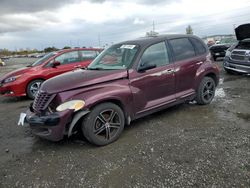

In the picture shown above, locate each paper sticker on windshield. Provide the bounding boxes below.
[120,45,136,49]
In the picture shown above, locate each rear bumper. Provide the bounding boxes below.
[223,58,250,74]
[212,51,226,58]
[26,108,74,141]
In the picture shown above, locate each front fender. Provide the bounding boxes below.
[68,110,90,137]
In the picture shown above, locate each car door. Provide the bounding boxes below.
[168,37,202,98]
[129,41,176,116]
[44,50,82,78]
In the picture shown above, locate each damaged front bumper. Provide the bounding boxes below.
[20,104,90,141]
[25,108,74,141]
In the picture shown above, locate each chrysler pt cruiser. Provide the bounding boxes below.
[20,34,220,146]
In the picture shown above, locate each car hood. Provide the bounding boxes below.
[235,23,250,41]
[0,66,38,81]
[41,69,128,94]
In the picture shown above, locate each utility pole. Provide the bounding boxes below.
[98,33,101,47]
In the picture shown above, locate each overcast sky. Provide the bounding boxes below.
[0,0,250,50]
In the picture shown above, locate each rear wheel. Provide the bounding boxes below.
[26,79,44,99]
[196,77,216,105]
[82,103,125,146]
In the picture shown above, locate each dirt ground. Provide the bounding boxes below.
[0,58,249,187]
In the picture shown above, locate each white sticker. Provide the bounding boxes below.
[120,45,136,49]
[18,113,27,126]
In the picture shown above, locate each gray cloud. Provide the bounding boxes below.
[0,0,79,14]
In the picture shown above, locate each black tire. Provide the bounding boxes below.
[82,103,125,146]
[196,77,216,105]
[26,79,44,99]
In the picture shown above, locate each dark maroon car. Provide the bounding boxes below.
[20,34,220,146]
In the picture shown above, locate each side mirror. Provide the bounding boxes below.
[138,63,156,72]
[52,61,60,68]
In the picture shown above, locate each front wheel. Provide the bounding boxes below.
[196,77,216,105]
[82,103,125,146]
[26,79,44,99]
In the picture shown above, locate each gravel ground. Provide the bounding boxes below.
[0,58,249,187]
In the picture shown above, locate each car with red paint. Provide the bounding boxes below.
[0,48,102,99]
[21,34,219,146]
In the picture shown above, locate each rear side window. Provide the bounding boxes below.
[140,42,170,67]
[169,38,195,61]
[55,51,80,65]
[189,38,206,55]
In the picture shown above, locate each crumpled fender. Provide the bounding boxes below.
[68,110,90,137]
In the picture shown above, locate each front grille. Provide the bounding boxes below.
[231,54,245,61]
[33,90,54,113]
[230,50,249,62]
[232,50,246,55]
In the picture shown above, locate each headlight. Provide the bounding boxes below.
[56,100,85,112]
[225,50,231,57]
[3,75,21,83]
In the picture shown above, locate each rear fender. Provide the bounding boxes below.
[194,63,219,91]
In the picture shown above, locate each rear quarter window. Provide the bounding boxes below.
[169,38,196,61]
[189,38,207,55]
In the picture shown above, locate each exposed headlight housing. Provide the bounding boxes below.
[3,75,21,83]
[56,100,85,112]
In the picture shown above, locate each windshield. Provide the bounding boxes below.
[219,38,237,44]
[29,52,57,67]
[88,44,139,70]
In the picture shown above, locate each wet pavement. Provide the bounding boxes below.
[0,58,249,187]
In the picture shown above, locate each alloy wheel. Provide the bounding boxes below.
[93,109,122,141]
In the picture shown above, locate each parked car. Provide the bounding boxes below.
[224,23,250,74]
[0,58,5,66]
[209,43,231,61]
[209,38,237,61]
[0,48,102,99]
[21,34,219,146]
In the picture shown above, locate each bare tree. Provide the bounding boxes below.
[186,25,193,35]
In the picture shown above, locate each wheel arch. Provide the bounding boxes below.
[89,98,130,125]
[26,78,46,91]
[203,72,218,86]
[25,78,46,98]
[67,98,131,138]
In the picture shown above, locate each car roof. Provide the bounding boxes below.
[57,48,102,54]
[120,34,201,46]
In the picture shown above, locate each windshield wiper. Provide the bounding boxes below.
[26,64,32,67]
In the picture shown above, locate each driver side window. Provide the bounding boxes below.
[55,51,80,65]
[140,42,169,68]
